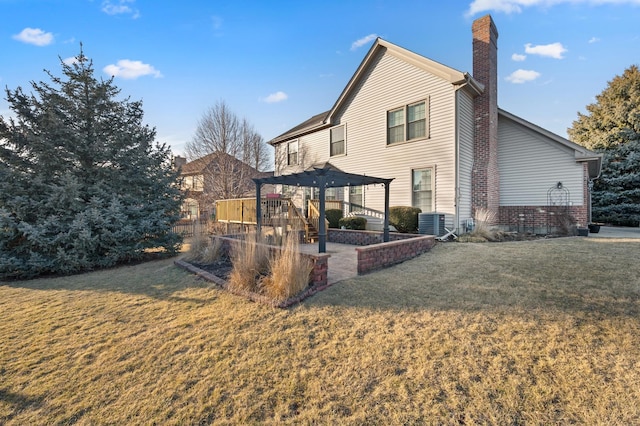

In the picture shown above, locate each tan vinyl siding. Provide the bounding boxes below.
[456,90,475,227]
[274,129,331,176]
[327,49,458,225]
[498,116,584,206]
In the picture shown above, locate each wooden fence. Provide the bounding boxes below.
[171,219,209,237]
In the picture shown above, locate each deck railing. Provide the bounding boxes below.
[216,197,313,241]
[344,203,385,220]
[308,200,337,231]
[309,199,343,215]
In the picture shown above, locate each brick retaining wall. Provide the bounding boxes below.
[355,236,435,274]
[328,229,436,274]
[328,229,420,245]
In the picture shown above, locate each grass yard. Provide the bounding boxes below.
[1,236,640,424]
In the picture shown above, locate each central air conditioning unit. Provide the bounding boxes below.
[418,213,446,237]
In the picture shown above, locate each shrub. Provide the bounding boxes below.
[325,209,344,228]
[260,233,312,301]
[338,216,367,230]
[389,206,422,233]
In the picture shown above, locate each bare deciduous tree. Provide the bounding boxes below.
[185,100,270,201]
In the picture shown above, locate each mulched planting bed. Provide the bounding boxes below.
[189,256,233,281]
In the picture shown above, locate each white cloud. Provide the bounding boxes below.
[102,0,140,18]
[12,28,54,46]
[350,34,377,51]
[466,0,527,16]
[467,0,640,16]
[261,91,288,103]
[506,69,541,83]
[103,60,162,79]
[63,57,79,65]
[589,36,601,43]
[512,53,527,61]
[525,42,567,59]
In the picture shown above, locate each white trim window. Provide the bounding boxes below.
[330,125,345,157]
[181,175,203,191]
[287,140,298,166]
[412,168,433,212]
[387,99,429,144]
[349,185,363,212]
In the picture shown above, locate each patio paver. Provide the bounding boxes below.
[297,242,359,284]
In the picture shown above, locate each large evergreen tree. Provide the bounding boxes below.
[568,65,640,226]
[0,49,183,279]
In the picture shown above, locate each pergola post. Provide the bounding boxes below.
[383,181,390,242]
[318,175,327,253]
[255,180,262,239]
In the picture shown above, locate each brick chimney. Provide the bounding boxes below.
[472,15,500,222]
[173,155,187,170]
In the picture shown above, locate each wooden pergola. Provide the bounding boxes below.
[252,163,394,253]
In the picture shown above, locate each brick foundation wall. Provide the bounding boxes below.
[499,205,588,234]
[211,235,329,288]
[355,235,436,275]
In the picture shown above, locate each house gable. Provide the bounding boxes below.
[269,38,483,147]
[326,38,483,125]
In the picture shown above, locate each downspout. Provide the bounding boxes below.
[453,74,484,233]
[453,83,468,233]
[454,90,461,232]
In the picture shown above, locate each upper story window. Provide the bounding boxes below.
[181,175,203,191]
[287,140,298,166]
[387,99,429,145]
[330,125,345,157]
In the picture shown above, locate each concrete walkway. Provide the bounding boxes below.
[586,225,640,239]
[297,242,359,284]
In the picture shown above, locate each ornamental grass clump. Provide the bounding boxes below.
[228,234,270,293]
[182,224,209,262]
[473,207,497,240]
[260,233,312,302]
[199,237,224,264]
[458,208,498,242]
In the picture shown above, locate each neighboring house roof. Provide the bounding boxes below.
[269,37,483,146]
[180,152,268,176]
[180,153,217,175]
[498,109,602,179]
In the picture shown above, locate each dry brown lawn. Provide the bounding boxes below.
[1,236,639,424]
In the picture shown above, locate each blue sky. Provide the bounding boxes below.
[2,0,640,160]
